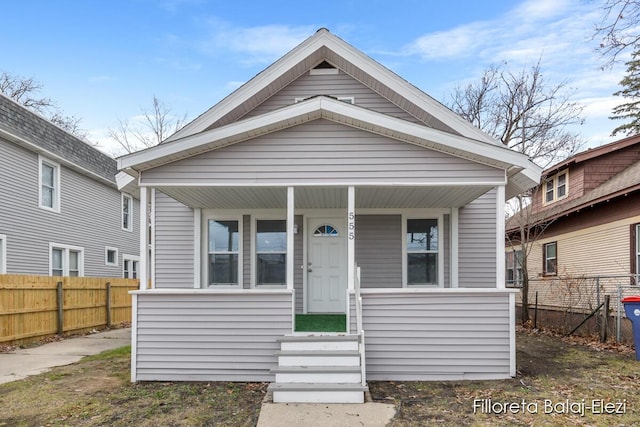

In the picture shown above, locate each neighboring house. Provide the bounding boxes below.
[118,28,540,403]
[0,94,139,278]
[506,135,640,287]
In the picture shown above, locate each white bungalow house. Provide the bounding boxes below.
[117,28,541,403]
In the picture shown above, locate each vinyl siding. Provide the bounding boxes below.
[154,191,194,288]
[294,215,304,313]
[134,291,293,381]
[141,119,504,186]
[361,291,511,380]
[0,139,139,277]
[244,71,423,125]
[443,214,450,287]
[458,189,497,288]
[355,215,402,288]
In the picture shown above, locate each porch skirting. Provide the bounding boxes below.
[130,288,517,382]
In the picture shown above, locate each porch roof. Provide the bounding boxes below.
[157,185,495,210]
[119,97,541,199]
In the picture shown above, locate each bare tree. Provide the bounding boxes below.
[449,60,585,323]
[1,71,89,141]
[108,95,187,154]
[595,0,640,66]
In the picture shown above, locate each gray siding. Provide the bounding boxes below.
[355,215,402,288]
[443,214,450,287]
[0,139,139,277]
[134,291,293,381]
[361,291,511,380]
[458,189,497,288]
[244,71,423,125]
[141,119,504,186]
[294,215,304,313]
[154,191,194,288]
[243,215,251,289]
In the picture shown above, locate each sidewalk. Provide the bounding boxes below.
[0,328,131,385]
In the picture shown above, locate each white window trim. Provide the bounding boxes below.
[201,213,243,288]
[49,243,84,277]
[122,193,133,232]
[0,234,6,274]
[252,214,288,289]
[38,155,61,212]
[122,254,140,279]
[543,241,557,276]
[543,170,569,205]
[401,212,444,288]
[105,246,119,267]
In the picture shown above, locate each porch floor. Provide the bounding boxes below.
[294,314,346,333]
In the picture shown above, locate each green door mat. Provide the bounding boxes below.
[295,314,346,332]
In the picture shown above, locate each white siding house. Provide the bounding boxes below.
[118,29,541,403]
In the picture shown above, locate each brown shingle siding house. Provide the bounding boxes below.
[506,135,640,283]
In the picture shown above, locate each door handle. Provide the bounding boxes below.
[307,262,312,273]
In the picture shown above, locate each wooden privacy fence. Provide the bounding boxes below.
[0,275,139,345]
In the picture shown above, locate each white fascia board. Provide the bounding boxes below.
[165,32,328,142]
[165,29,496,146]
[121,96,540,189]
[119,100,323,170]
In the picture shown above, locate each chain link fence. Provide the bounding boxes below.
[512,275,639,342]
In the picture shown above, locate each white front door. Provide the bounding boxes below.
[307,217,347,313]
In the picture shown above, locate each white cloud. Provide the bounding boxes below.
[198,21,316,65]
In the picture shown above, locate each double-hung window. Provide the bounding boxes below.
[543,242,557,276]
[208,219,240,286]
[256,220,286,286]
[50,244,83,277]
[506,249,523,287]
[406,218,439,286]
[123,255,139,279]
[39,156,60,212]
[544,171,568,204]
[122,194,133,231]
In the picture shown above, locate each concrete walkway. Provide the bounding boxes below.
[0,328,131,385]
[257,401,396,427]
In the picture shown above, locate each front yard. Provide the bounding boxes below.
[1,330,638,426]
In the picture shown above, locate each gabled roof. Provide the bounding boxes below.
[0,93,117,185]
[507,158,640,232]
[165,28,498,146]
[119,95,541,198]
[543,133,640,177]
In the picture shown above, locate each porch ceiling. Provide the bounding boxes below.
[157,185,493,210]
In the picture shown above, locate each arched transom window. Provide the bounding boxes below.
[313,224,339,237]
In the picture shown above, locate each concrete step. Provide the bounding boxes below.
[268,382,367,403]
[278,335,360,352]
[272,366,362,384]
[275,350,361,367]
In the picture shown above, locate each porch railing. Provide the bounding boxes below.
[354,264,366,387]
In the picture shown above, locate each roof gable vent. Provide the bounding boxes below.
[310,60,338,75]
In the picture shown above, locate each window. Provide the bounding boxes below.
[506,249,523,287]
[39,156,60,212]
[635,224,640,284]
[406,218,438,285]
[105,247,118,266]
[543,171,568,204]
[123,255,139,279]
[50,244,83,277]
[256,220,286,286]
[543,242,557,275]
[0,234,6,274]
[122,193,133,231]
[208,220,240,286]
[313,224,339,237]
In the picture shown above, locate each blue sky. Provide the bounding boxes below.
[0,0,625,156]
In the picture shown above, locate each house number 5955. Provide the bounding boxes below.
[348,211,355,240]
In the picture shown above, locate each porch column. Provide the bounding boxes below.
[347,186,355,290]
[496,185,506,289]
[139,186,149,290]
[287,186,295,290]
